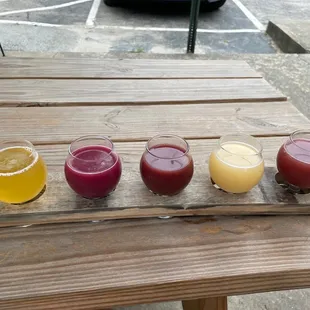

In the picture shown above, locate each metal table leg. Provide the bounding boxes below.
[0,43,5,57]
[187,0,201,53]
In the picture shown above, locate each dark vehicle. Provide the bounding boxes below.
[104,0,226,11]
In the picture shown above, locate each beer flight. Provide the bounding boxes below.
[0,131,310,204]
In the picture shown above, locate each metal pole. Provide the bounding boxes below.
[0,43,5,57]
[187,0,201,53]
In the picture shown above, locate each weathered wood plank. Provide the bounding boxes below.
[0,58,261,79]
[0,78,285,107]
[0,102,305,144]
[2,216,310,309]
[182,297,228,310]
[1,138,310,227]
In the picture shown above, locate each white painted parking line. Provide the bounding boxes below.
[198,28,260,33]
[86,0,102,27]
[0,0,92,17]
[0,20,64,27]
[231,0,265,31]
[96,25,261,33]
[0,19,261,33]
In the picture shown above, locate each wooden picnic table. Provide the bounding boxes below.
[1,56,310,310]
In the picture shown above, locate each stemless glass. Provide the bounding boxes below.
[140,134,194,196]
[64,136,122,199]
[277,130,310,190]
[0,140,47,204]
[209,134,264,194]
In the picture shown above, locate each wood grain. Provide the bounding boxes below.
[0,58,261,79]
[1,57,309,310]
[0,102,306,144]
[1,138,310,227]
[2,216,310,309]
[182,297,228,310]
[0,78,285,107]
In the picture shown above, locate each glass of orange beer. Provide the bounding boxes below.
[0,140,47,204]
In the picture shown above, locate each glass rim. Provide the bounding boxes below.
[288,130,310,153]
[146,134,190,159]
[218,134,263,156]
[68,135,115,163]
[0,139,38,175]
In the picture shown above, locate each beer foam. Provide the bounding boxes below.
[0,146,39,176]
[215,142,263,168]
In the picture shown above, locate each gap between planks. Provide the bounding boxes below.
[1,204,310,228]
[1,77,262,80]
[26,133,292,146]
[6,96,287,108]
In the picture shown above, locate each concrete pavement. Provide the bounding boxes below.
[0,0,277,54]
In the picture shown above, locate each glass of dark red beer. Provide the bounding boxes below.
[277,130,310,190]
[140,135,194,196]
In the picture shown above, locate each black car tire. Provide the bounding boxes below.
[104,0,120,7]
[103,0,227,9]
[200,0,226,11]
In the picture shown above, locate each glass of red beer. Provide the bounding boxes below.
[140,135,194,196]
[65,136,122,199]
[277,130,310,190]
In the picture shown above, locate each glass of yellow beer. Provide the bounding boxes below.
[209,134,264,193]
[0,140,47,204]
